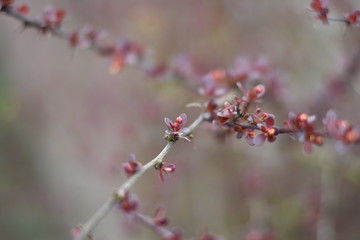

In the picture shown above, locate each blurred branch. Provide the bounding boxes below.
[74,113,204,240]
[0,5,114,56]
[133,212,175,239]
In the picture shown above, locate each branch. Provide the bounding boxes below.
[74,113,204,240]
[133,212,175,239]
[235,123,294,134]
[1,5,114,56]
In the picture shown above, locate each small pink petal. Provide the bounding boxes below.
[180,127,190,134]
[266,114,275,127]
[246,136,255,146]
[164,117,173,127]
[255,84,266,98]
[163,164,176,172]
[307,115,317,124]
[178,113,187,127]
[288,112,296,120]
[236,132,243,139]
[254,134,266,146]
[128,153,136,162]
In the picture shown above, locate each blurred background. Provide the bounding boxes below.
[0,0,360,239]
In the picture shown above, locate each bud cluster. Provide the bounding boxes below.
[198,58,359,155]
[164,113,191,142]
[309,0,360,26]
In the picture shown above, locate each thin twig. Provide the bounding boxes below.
[235,123,294,134]
[1,6,114,56]
[74,113,204,240]
[133,212,174,239]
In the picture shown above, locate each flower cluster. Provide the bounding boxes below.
[41,6,65,30]
[122,153,175,182]
[323,110,360,154]
[201,70,359,154]
[164,113,191,142]
[152,207,169,227]
[15,2,29,16]
[347,10,360,26]
[71,30,145,74]
[309,0,329,24]
[0,1,149,75]
[236,108,278,147]
[309,0,360,26]
[69,26,106,49]
[247,110,277,146]
[1,1,65,29]
[284,112,324,154]
[118,191,139,214]
[204,82,281,147]
[198,57,272,98]
[154,161,176,182]
[122,154,142,178]
[0,0,13,9]
[109,39,145,74]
